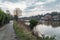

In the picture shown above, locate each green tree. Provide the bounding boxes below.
[51,12,58,16]
[0,9,11,27]
[29,19,38,30]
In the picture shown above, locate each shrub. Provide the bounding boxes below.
[29,19,38,30]
[0,9,10,26]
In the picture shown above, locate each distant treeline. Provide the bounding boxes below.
[20,12,60,21]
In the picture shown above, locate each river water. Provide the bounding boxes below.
[25,21,60,40]
[35,21,60,40]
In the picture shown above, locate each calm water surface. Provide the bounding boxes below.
[35,21,60,40]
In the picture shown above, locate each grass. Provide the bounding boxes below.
[13,21,37,40]
[13,21,56,40]
[39,36,56,40]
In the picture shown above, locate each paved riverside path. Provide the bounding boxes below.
[0,21,17,40]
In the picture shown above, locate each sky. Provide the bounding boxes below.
[0,0,60,17]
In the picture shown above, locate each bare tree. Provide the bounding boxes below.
[14,8,22,21]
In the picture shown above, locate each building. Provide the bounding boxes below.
[43,13,52,21]
[53,15,60,21]
[6,10,10,14]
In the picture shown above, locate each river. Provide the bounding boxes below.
[25,21,60,40]
[34,21,60,40]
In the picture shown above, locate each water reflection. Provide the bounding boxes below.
[35,21,60,40]
[39,21,60,27]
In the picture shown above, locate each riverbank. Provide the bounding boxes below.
[13,21,37,40]
[13,21,56,40]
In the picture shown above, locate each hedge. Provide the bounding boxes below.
[0,9,10,26]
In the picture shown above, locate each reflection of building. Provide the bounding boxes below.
[14,8,22,16]
[40,21,60,27]
[41,21,60,27]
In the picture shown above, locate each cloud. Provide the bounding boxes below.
[0,0,60,17]
[24,0,60,15]
[2,1,27,10]
[0,1,27,15]
[1,0,20,3]
[24,0,57,11]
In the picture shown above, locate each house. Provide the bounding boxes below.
[41,17,44,20]
[53,15,60,21]
[43,13,52,21]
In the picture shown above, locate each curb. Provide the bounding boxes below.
[0,24,7,31]
[0,26,5,31]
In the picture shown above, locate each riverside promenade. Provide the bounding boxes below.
[0,21,17,40]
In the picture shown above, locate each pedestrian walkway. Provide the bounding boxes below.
[0,21,17,40]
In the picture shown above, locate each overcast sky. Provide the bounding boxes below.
[0,0,60,17]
